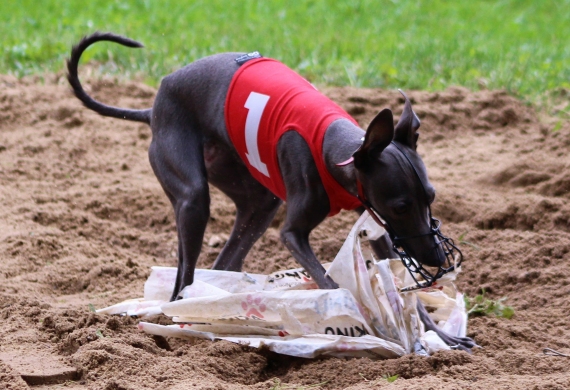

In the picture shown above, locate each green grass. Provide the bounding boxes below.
[1,0,569,101]
[465,290,515,319]
[359,372,399,384]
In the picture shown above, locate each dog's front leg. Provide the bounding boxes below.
[369,233,399,259]
[278,132,338,289]
[280,218,338,289]
[280,216,338,289]
[416,300,478,352]
[354,208,398,259]
[279,181,336,288]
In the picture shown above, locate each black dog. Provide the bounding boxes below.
[67,32,474,351]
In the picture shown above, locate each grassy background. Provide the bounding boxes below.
[1,0,569,101]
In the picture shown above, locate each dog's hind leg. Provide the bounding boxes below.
[205,140,282,272]
[148,96,211,301]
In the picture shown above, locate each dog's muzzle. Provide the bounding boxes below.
[390,214,463,292]
[360,200,463,291]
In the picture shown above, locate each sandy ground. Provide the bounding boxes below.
[1,72,569,389]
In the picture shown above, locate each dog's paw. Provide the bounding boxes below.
[241,294,267,319]
[439,333,479,353]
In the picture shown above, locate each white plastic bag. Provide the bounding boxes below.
[98,211,467,358]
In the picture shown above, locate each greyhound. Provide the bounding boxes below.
[67,32,475,351]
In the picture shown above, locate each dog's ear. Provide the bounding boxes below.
[353,108,394,171]
[394,90,420,150]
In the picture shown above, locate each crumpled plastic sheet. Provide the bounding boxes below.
[98,211,467,359]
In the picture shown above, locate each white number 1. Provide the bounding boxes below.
[244,92,270,177]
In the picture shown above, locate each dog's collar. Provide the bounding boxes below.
[235,51,263,66]
[336,136,364,167]
[356,179,389,230]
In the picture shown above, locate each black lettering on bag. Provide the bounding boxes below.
[324,325,369,337]
[354,325,368,337]
[336,327,348,336]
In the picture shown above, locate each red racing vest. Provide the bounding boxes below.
[224,58,361,216]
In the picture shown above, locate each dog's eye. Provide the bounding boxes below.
[392,202,410,215]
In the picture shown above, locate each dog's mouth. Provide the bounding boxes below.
[390,215,463,291]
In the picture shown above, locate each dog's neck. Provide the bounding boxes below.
[322,119,365,196]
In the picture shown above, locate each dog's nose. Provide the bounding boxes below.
[409,236,446,268]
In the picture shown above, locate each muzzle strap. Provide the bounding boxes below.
[356,180,389,231]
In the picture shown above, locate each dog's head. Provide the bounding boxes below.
[352,91,460,284]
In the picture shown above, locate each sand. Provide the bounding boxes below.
[1,72,569,389]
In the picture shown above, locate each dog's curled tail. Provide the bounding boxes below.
[67,32,152,124]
